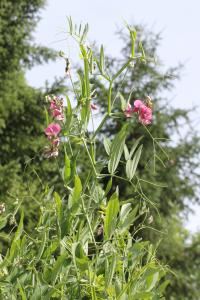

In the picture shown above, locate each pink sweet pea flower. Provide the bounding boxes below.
[52,109,64,121]
[44,123,61,137]
[133,100,144,112]
[133,100,152,125]
[90,103,98,110]
[48,96,64,121]
[124,103,134,118]
[50,100,58,110]
[138,105,152,125]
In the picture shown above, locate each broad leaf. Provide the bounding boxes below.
[104,191,119,239]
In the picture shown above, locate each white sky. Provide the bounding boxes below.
[26,0,200,233]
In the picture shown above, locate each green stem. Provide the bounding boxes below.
[108,82,112,115]
[112,58,132,81]
[92,113,108,141]
[82,138,97,176]
[81,196,97,248]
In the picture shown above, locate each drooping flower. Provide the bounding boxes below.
[133,100,152,125]
[52,138,60,147]
[44,123,61,138]
[90,103,98,110]
[52,108,64,121]
[133,100,144,112]
[43,146,59,158]
[47,95,64,121]
[138,105,152,125]
[124,103,134,118]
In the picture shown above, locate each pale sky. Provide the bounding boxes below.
[26,0,200,232]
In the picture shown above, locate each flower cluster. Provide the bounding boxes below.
[46,94,64,121]
[43,95,63,158]
[124,99,152,125]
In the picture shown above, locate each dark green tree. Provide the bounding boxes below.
[0,0,65,249]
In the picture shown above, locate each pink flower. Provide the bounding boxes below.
[52,109,64,121]
[133,100,144,112]
[124,103,134,118]
[133,100,152,125]
[90,103,98,110]
[44,123,61,137]
[48,96,64,121]
[50,100,58,110]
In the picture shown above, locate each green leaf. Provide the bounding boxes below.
[68,175,82,212]
[100,45,105,73]
[64,153,71,184]
[108,125,128,174]
[42,240,59,259]
[67,16,73,34]
[124,144,129,161]
[54,192,62,221]
[44,107,49,127]
[139,41,146,62]
[119,203,132,221]
[105,178,112,196]
[37,231,47,261]
[129,136,143,157]
[127,25,137,58]
[129,136,143,159]
[103,137,111,155]
[50,253,68,283]
[30,285,49,300]
[145,269,160,292]
[118,92,127,111]
[104,191,119,239]
[105,254,117,288]
[77,70,86,98]
[158,279,170,294]
[118,205,138,234]
[126,145,143,180]
[8,211,24,262]
[134,291,154,299]
[80,23,89,44]
[0,216,7,230]
[65,94,72,131]
[17,279,27,300]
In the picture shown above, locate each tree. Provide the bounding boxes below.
[0,0,65,250]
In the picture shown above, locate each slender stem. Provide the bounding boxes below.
[91,113,108,141]
[80,196,97,248]
[82,138,97,176]
[112,57,132,81]
[112,68,129,108]
[108,81,113,115]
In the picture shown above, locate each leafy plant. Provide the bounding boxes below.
[0,19,169,299]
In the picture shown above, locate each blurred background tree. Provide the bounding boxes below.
[0,0,200,299]
[0,0,65,247]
